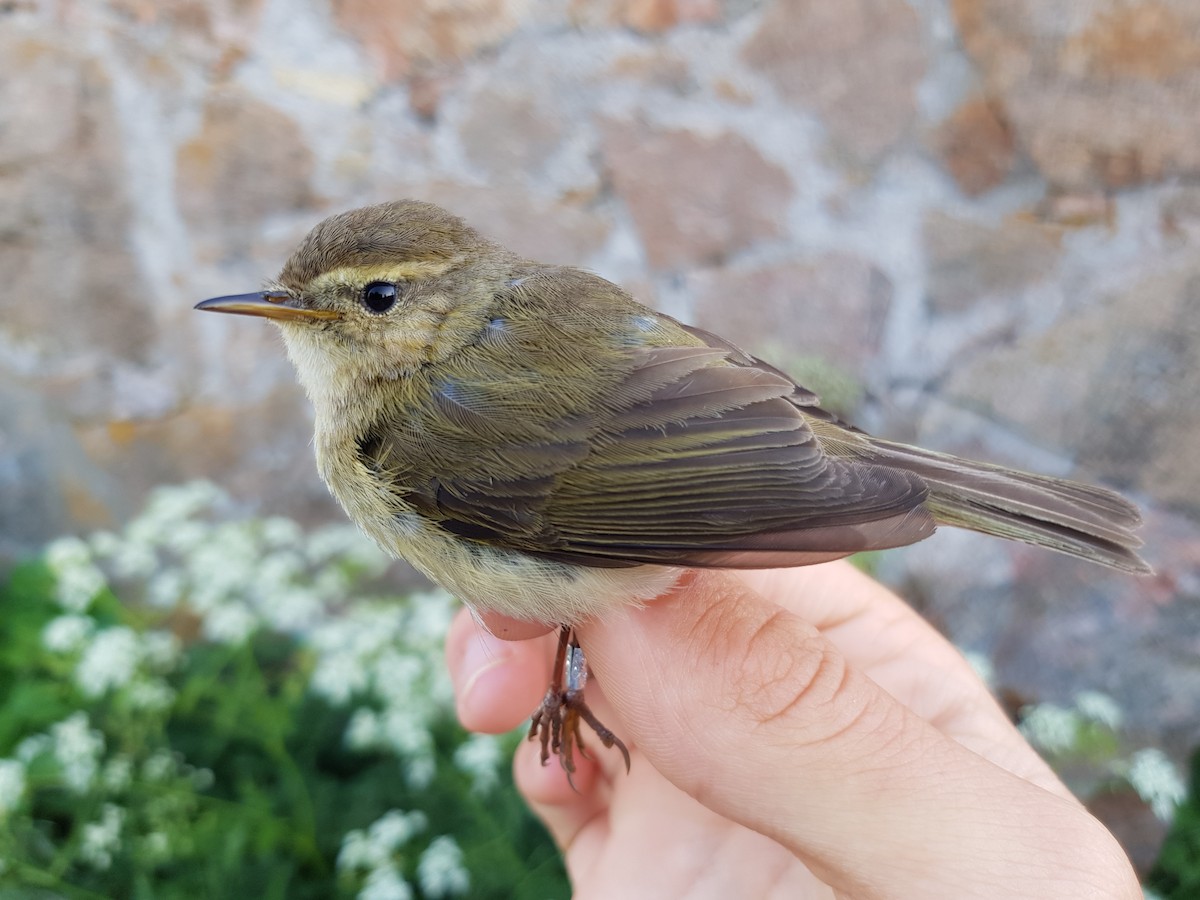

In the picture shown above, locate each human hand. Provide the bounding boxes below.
[445,562,1139,898]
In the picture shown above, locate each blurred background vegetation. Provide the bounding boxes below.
[0,485,568,898]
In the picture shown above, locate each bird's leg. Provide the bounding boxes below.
[528,624,630,785]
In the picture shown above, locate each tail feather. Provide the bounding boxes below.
[868,439,1151,575]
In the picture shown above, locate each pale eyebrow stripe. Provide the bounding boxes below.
[309,259,460,292]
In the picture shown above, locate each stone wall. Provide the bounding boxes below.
[3,0,1199,793]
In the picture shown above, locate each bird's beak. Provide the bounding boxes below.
[194,290,341,322]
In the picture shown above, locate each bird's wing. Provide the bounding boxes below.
[357,278,935,569]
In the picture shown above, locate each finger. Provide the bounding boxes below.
[479,610,556,640]
[445,608,553,733]
[737,562,971,672]
[736,563,1066,794]
[578,570,1138,897]
[512,729,607,855]
[516,713,824,900]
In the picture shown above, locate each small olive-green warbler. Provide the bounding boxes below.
[197,200,1148,774]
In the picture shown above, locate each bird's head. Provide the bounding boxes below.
[196,200,515,410]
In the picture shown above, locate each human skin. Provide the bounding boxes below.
[445,561,1140,899]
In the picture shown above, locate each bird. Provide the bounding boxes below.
[196,199,1149,776]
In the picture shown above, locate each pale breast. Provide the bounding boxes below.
[377,508,681,625]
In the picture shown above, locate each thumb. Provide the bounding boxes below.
[576,569,1134,898]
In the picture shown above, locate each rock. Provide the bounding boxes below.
[330,0,532,81]
[932,94,1017,196]
[944,259,1200,511]
[0,36,151,364]
[1036,190,1115,229]
[952,0,1200,189]
[923,211,1062,314]
[570,0,721,32]
[688,254,893,371]
[0,381,106,559]
[1161,185,1200,245]
[175,88,317,255]
[607,49,696,95]
[742,0,925,162]
[74,390,336,529]
[601,121,793,270]
[458,87,568,184]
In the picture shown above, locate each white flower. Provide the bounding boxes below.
[262,516,303,549]
[338,829,387,872]
[202,602,257,644]
[378,709,433,760]
[1075,691,1123,731]
[15,734,50,765]
[75,627,140,698]
[42,614,95,654]
[1019,703,1080,755]
[55,564,107,612]
[138,482,224,534]
[371,651,422,707]
[305,525,356,563]
[368,810,427,852]
[359,863,413,900]
[417,836,470,898]
[405,755,436,791]
[126,678,176,712]
[311,651,370,706]
[103,755,133,792]
[146,569,187,609]
[89,530,122,559]
[91,528,157,578]
[160,520,210,557]
[311,608,396,660]
[45,536,93,573]
[51,712,105,793]
[140,631,182,671]
[141,749,177,782]
[404,590,458,642]
[1127,747,1186,823]
[255,551,305,592]
[46,536,107,612]
[337,810,429,885]
[107,538,158,581]
[345,708,381,750]
[0,759,27,818]
[262,586,322,632]
[124,518,165,555]
[79,803,125,870]
[141,831,170,863]
[186,523,261,612]
[306,525,387,571]
[313,566,353,599]
[453,734,502,796]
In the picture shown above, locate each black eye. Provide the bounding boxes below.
[362,281,398,313]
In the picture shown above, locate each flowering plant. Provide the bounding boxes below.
[0,483,567,898]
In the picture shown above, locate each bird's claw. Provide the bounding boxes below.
[527,626,630,788]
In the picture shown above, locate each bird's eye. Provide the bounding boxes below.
[362,282,398,313]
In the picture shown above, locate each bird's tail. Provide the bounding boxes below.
[866,438,1151,574]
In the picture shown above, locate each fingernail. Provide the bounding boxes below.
[454,630,514,707]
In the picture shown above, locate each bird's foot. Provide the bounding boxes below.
[528,625,630,787]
